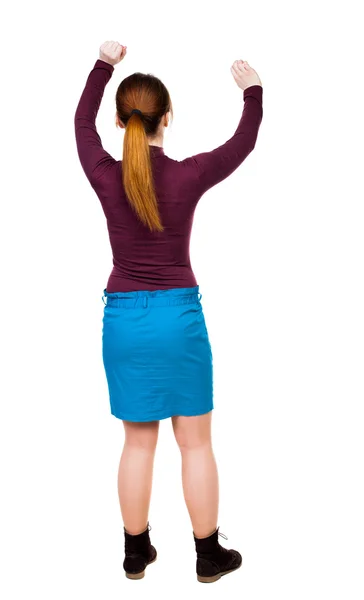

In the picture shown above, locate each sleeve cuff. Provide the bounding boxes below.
[94,59,115,74]
[244,84,263,103]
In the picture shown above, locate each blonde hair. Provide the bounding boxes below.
[116,73,173,232]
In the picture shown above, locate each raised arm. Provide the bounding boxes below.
[74,56,119,184]
[182,60,263,196]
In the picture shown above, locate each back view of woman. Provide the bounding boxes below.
[74,40,263,584]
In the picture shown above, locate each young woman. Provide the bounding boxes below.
[74,40,263,583]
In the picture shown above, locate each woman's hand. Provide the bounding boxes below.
[99,41,127,66]
[231,60,262,91]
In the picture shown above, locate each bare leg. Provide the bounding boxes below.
[172,411,219,538]
[118,420,159,535]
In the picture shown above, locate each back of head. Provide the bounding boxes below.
[116,73,173,232]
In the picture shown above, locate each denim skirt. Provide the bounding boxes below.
[101,285,213,422]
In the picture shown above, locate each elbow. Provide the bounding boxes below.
[240,132,259,157]
[245,140,257,156]
[249,140,256,152]
[74,100,83,127]
[248,135,259,154]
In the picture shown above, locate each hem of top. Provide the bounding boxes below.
[103,284,199,296]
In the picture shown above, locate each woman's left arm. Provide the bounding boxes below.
[74,43,127,184]
[74,59,117,183]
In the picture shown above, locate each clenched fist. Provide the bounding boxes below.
[231,60,262,91]
[99,41,127,66]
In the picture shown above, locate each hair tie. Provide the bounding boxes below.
[130,109,143,117]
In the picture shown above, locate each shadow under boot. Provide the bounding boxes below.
[194,527,242,583]
[123,523,157,580]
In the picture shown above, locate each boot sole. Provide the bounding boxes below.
[197,561,242,583]
[125,555,157,580]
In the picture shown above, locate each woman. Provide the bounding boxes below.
[74,40,263,583]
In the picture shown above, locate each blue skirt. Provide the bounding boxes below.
[101,285,213,422]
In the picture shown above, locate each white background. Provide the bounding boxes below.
[1,0,363,598]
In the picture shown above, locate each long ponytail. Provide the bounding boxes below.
[122,113,163,232]
[116,72,173,233]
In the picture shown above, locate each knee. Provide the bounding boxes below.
[123,421,159,453]
[174,430,211,453]
[173,414,213,454]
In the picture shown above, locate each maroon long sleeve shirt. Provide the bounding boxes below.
[74,59,263,292]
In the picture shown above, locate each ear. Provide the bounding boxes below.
[164,112,170,127]
[115,113,125,129]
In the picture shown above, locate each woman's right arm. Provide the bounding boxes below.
[181,60,263,196]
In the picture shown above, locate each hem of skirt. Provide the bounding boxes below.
[110,406,214,422]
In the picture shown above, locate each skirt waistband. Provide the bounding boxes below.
[102,285,202,308]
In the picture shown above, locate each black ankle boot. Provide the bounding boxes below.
[123,523,157,580]
[194,527,242,583]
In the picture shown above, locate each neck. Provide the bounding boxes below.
[148,135,164,148]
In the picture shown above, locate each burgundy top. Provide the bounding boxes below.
[74,59,263,292]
